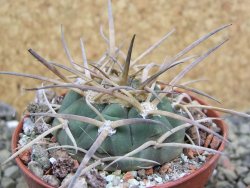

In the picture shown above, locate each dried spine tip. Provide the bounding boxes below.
[120,34,136,86]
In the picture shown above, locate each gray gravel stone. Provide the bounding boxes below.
[0,102,16,120]
[236,146,248,157]
[234,160,242,166]
[113,170,121,176]
[22,117,35,135]
[243,172,250,185]
[217,171,225,180]
[137,169,146,178]
[1,177,15,188]
[228,129,237,140]
[61,173,87,188]
[221,169,237,181]
[4,165,20,179]
[0,149,10,164]
[42,175,61,187]
[238,123,250,134]
[0,139,6,150]
[243,155,250,167]
[28,161,44,178]
[31,144,50,169]
[236,181,246,188]
[206,113,250,188]
[5,121,18,140]
[16,182,29,188]
[0,103,27,188]
[238,136,250,146]
[16,176,26,183]
[215,181,234,188]
[235,166,249,176]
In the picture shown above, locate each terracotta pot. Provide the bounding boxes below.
[12,97,227,188]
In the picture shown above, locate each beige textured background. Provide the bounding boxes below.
[0,0,250,115]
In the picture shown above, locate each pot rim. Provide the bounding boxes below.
[11,96,228,188]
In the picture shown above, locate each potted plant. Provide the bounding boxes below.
[1,1,249,188]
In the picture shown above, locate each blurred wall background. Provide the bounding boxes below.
[0,0,250,115]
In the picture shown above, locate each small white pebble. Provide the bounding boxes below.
[105,183,114,188]
[112,176,121,186]
[128,178,139,186]
[49,157,57,164]
[139,181,146,186]
[146,180,156,187]
[179,173,187,178]
[202,151,209,156]
[198,155,206,162]
[147,175,153,181]
[164,174,169,181]
[130,171,137,177]
[23,117,35,135]
[212,169,217,176]
[105,174,115,182]
[154,176,163,183]
[181,153,188,163]
[18,135,31,146]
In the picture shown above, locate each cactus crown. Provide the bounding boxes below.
[1,1,250,188]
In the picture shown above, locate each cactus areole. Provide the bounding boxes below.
[53,90,185,171]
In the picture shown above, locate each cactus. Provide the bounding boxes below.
[49,31,189,172]
[1,1,250,188]
[53,90,185,171]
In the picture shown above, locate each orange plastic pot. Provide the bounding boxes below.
[12,96,227,188]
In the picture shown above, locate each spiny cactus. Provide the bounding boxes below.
[54,89,185,171]
[1,1,250,188]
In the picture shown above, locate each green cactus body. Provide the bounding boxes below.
[53,90,185,171]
